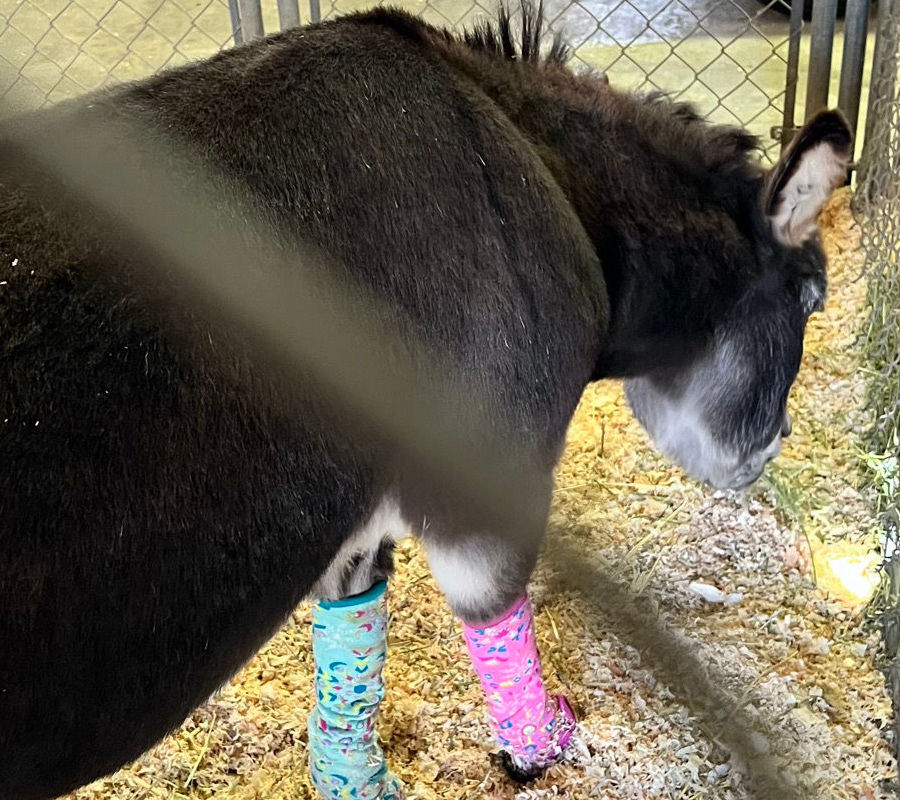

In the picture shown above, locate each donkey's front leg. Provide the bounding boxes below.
[425,532,577,782]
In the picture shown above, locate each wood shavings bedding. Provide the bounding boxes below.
[66,189,894,800]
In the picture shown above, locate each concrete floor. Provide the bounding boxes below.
[0,0,871,159]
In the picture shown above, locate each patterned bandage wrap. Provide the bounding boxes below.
[307,581,402,800]
[462,595,577,777]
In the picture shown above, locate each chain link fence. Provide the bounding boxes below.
[0,0,864,162]
[856,0,900,774]
[0,0,236,110]
[859,0,899,465]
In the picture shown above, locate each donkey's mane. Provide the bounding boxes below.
[453,3,762,174]
[461,1,570,65]
[632,90,764,176]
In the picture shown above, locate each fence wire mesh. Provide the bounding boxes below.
[857,0,900,774]
[859,0,899,468]
[0,0,816,160]
[0,0,233,110]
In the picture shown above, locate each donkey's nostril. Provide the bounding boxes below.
[781,413,792,438]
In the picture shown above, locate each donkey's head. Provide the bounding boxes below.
[624,110,852,490]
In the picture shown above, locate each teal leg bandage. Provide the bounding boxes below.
[307,581,403,800]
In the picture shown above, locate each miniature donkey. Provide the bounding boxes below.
[0,3,850,798]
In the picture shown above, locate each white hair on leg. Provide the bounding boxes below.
[308,495,410,602]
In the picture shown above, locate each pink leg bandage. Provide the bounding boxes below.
[462,595,576,776]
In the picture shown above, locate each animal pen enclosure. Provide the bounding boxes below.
[0,0,897,799]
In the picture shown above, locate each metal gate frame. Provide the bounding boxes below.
[229,0,308,43]
[779,0,874,170]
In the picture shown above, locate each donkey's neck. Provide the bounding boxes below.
[436,44,769,377]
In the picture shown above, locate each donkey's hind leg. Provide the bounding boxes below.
[424,524,577,782]
[306,499,407,800]
[306,581,403,800]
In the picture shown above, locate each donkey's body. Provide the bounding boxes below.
[0,7,849,799]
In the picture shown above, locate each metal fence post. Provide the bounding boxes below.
[229,0,245,45]
[778,0,807,150]
[805,0,840,118]
[309,0,322,23]
[277,0,302,30]
[236,0,265,41]
[837,0,871,156]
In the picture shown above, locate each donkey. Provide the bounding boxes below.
[0,3,850,798]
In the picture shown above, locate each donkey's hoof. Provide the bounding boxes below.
[497,750,544,783]
[496,694,578,783]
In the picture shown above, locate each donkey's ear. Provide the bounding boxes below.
[764,110,852,247]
